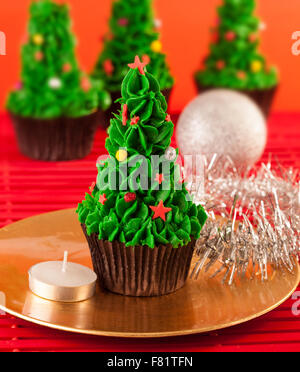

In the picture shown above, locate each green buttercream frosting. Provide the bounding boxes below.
[77,61,207,249]
[195,0,278,90]
[7,0,111,119]
[92,0,174,93]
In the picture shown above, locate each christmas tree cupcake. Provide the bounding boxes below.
[77,56,207,297]
[195,0,278,117]
[7,0,111,161]
[93,0,174,128]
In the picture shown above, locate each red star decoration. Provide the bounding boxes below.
[128,56,147,75]
[99,194,107,205]
[89,182,96,192]
[103,59,114,76]
[155,173,164,185]
[150,200,172,221]
[166,114,171,122]
[130,116,140,125]
[122,104,128,126]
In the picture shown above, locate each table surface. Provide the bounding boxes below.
[0,112,299,352]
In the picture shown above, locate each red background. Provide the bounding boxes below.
[0,0,299,113]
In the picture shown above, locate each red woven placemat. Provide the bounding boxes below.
[0,112,299,352]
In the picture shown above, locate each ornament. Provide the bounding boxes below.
[165,146,176,162]
[81,76,91,92]
[176,90,267,168]
[62,63,72,73]
[124,192,136,203]
[237,70,246,80]
[99,194,107,205]
[150,200,172,221]
[150,40,162,53]
[165,114,171,122]
[118,18,128,26]
[35,51,44,61]
[48,77,62,89]
[116,149,128,162]
[216,60,225,70]
[142,54,150,65]
[189,154,300,284]
[122,104,128,126]
[155,173,164,185]
[130,116,139,126]
[225,31,236,41]
[128,56,147,75]
[32,34,44,46]
[154,19,162,29]
[251,60,263,73]
[103,59,114,76]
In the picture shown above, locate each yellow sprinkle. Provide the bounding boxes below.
[32,34,44,46]
[151,40,162,53]
[116,149,128,162]
[251,60,263,73]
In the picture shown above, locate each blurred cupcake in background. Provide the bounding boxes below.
[7,0,111,161]
[92,0,174,128]
[195,0,278,118]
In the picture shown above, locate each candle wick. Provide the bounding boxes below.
[62,251,68,273]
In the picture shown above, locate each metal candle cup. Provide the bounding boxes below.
[28,251,97,302]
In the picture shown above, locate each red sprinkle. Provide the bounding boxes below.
[89,182,96,192]
[103,59,114,76]
[124,193,136,203]
[122,104,128,126]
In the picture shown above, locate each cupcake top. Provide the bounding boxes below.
[77,56,207,249]
[195,0,278,90]
[7,0,111,119]
[92,0,174,93]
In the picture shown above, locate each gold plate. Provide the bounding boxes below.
[0,209,298,338]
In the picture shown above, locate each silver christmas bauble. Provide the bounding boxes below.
[176,89,267,168]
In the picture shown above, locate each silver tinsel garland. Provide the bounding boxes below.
[187,155,300,284]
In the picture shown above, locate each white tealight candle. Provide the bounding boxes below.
[28,251,97,303]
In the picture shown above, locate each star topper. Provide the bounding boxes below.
[128,56,148,75]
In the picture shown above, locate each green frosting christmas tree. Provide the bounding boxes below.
[195,0,278,90]
[92,0,174,95]
[78,56,207,249]
[7,0,110,119]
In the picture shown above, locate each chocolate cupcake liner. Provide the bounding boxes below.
[9,110,100,161]
[195,82,278,118]
[81,224,195,297]
[100,87,173,129]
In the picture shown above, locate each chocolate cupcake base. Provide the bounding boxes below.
[9,111,99,161]
[195,82,278,118]
[81,224,195,297]
[100,87,173,129]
